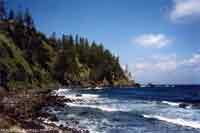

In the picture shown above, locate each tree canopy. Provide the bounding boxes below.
[0,4,133,89]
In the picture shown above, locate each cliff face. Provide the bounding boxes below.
[0,21,134,89]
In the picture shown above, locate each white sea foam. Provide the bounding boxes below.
[54,88,100,101]
[94,86,103,90]
[81,94,99,99]
[54,88,71,96]
[66,93,100,101]
[66,96,156,112]
[186,105,192,109]
[162,101,181,106]
[66,102,119,112]
[80,118,109,133]
[40,117,66,127]
[143,114,200,129]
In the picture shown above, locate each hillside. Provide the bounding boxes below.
[0,20,134,89]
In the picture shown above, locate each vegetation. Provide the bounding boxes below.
[0,1,133,89]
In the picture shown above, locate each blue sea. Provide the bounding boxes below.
[50,85,200,133]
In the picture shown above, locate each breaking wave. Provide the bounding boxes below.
[143,114,200,129]
[161,101,181,106]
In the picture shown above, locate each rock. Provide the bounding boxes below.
[75,121,79,125]
[38,112,49,118]
[0,86,8,97]
[63,98,73,102]
[191,103,200,109]
[76,94,82,97]
[59,124,63,128]
[49,115,58,122]
[79,111,89,116]
[179,103,188,108]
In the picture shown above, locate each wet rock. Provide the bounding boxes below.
[54,106,62,111]
[191,103,200,109]
[76,94,82,97]
[49,115,58,122]
[179,103,188,108]
[63,98,73,102]
[72,120,79,125]
[20,120,45,129]
[79,111,89,116]
[112,118,120,122]
[59,124,63,128]
[37,112,49,118]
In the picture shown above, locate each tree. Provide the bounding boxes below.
[24,8,34,28]
[75,34,79,45]
[0,4,131,88]
[0,0,6,20]
[51,32,56,40]
[16,10,24,24]
[8,9,14,20]
[48,32,59,48]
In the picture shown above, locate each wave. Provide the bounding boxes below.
[143,114,200,129]
[65,93,100,101]
[84,87,104,90]
[66,103,120,112]
[94,86,103,90]
[53,88,71,96]
[161,101,193,109]
[81,94,100,98]
[54,88,100,101]
[161,101,181,106]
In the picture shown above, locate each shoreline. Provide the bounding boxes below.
[0,84,139,133]
[1,86,200,132]
[0,87,90,133]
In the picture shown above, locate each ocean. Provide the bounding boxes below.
[49,85,200,133]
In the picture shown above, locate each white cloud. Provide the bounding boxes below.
[135,60,177,73]
[133,54,177,74]
[133,53,200,74]
[181,54,200,71]
[133,33,172,48]
[130,53,200,84]
[151,54,177,61]
[170,0,200,21]
[155,61,177,71]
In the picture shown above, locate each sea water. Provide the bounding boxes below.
[50,85,200,133]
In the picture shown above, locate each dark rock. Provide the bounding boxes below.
[79,111,89,116]
[76,94,82,97]
[37,112,49,118]
[59,124,63,128]
[20,120,45,129]
[179,103,188,108]
[112,118,120,122]
[49,115,58,122]
[191,103,200,109]
[63,98,73,102]
[75,120,79,125]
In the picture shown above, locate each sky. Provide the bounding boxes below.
[6,0,200,84]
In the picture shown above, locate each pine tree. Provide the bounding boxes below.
[8,9,14,20]
[24,8,34,28]
[0,0,6,20]
[16,10,24,24]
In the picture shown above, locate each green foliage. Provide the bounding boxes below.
[0,8,132,89]
[52,34,128,85]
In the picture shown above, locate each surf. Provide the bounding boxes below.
[143,114,200,129]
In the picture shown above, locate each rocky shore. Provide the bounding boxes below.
[0,87,89,133]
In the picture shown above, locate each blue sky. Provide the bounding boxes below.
[7,0,200,84]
